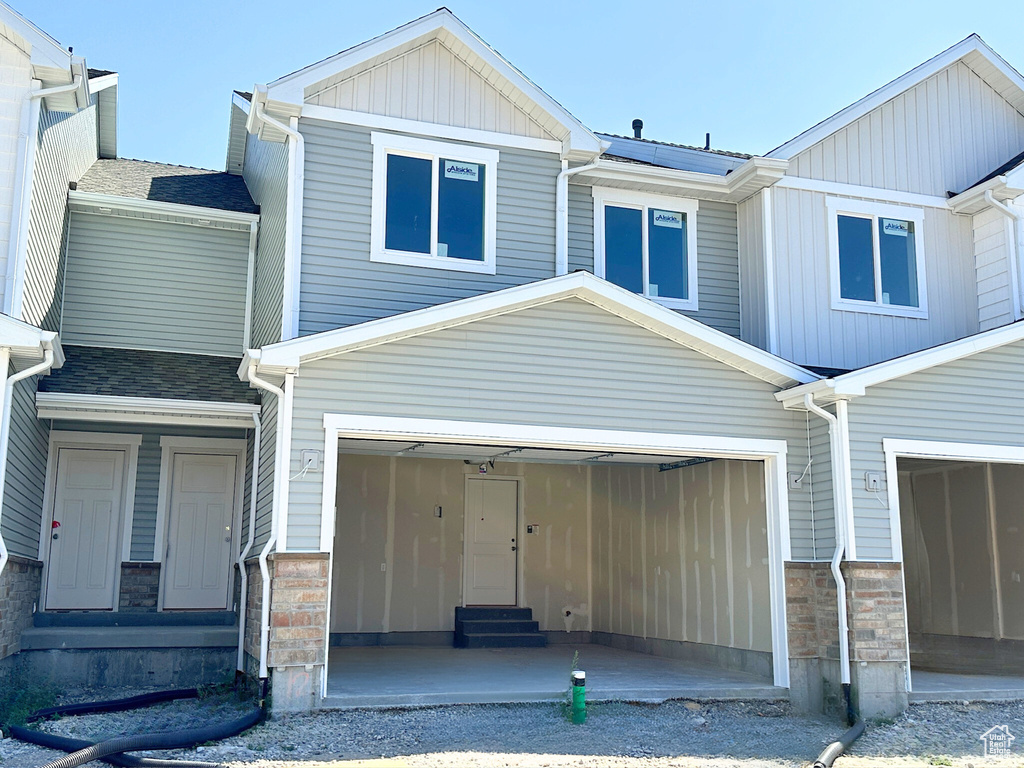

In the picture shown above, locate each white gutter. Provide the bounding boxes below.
[236,410,261,672]
[985,190,1024,320]
[0,347,55,582]
[252,101,304,341]
[243,363,290,679]
[4,73,83,318]
[555,161,601,275]
[802,393,852,689]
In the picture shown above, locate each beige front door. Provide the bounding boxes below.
[464,477,518,606]
[45,448,126,610]
[161,453,237,610]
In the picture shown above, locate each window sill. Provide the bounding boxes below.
[649,295,699,312]
[831,299,928,319]
[370,249,497,275]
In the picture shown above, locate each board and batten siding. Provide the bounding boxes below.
[297,119,560,335]
[771,186,978,369]
[1,368,50,560]
[566,190,743,337]
[60,213,250,356]
[846,338,1024,560]
[243,130,288,348]
[22,99,98,331]
[283,298,816,557]
[973,207,1017,331]
[0,37,32,313]
[789,61,1024,198]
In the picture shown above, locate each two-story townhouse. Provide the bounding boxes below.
[232,11,1024,719]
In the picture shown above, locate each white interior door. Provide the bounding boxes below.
[464,477,518,606]
[45,448,126,610]
[162,453,237,610]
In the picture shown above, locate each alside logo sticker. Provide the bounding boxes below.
[881,218,910,237]
[444,161,480,182]
[652,210,683,229]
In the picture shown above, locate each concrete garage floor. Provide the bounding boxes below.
[910,668,1024,702]
[324,645,785,709]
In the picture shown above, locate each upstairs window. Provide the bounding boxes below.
[371,132,498,274]
[827,197,926,317]
[593,189,699,310]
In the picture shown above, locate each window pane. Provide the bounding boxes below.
[878,218,919,307]
[384,154,432,254]
[604,206,643,293]
[648,208,687,299]
[437,158,485,261]
[838,214,875,302]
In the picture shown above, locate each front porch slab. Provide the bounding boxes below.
[910,669,1024,703]
[324,645,785,709]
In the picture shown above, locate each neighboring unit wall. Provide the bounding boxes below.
[60,214,250,356]
[737,192,768,351]
[285,298,816,558]
[251,394,277,552]
[22,99,98,330]
[243,130,288,348]
[0,35,32,313]
[1,368,49,559]
[973,207,1017,331]
[847,338,1024,560]
[297,119,560,335]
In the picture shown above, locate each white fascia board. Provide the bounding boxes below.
[68,190,259,228]
[35,392,260,425]
[768,35,1018,160]
[266,9,602,157]
[579,157,787,202]
[948,176,1024,215]
[0,315,62,368]
[232,91,252,114]
[88,73,118,93]
[0,2,70,71]
[256,271,818,387]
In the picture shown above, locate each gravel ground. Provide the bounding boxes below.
[2,691,1022,768]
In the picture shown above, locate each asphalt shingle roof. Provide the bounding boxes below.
[39,346,258,404]
[76,159,258,214]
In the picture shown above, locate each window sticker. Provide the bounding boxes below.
[881,218,909,237]
[437,242,449,257]
[649,283,659,297]
[443,161,479,182]
[651,210,683,229]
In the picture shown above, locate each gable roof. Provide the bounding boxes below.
[245,272,817,388]
[768,34,1024,160]
[262,8,604,158]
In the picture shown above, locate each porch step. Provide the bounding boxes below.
[33,611,237,628]
[20,625,238,650]
[454,607,546,649]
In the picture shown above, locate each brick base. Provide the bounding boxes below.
[0,557,42,661]
[119,563,160,611]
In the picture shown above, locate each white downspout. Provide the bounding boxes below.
[0,347,55,582]
[985,190,1024,320]
[236,410,262,673]
[4,75,83,317]
[253,103,304,341]
[555,161,601,276]
[803,393,853,694]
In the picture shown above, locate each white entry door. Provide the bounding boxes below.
[45,448,126,610]
[162,453,237,610]
[464,477,518,606]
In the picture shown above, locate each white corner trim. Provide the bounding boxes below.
[591,187,699,311]
[275,372,297,552]
[68,190,258,227]
[369,131,499,275]
[775,176,951,210]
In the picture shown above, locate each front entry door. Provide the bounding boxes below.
[464,477,518,605]
[162,453,237,610]
[45,448,126,610]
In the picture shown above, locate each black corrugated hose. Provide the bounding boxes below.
[8,688,262,768]
[811,683,865,768]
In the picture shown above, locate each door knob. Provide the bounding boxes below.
[511,546,517,551]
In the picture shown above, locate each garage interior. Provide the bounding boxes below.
[324,439,782,707]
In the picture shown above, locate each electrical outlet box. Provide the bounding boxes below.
[300,449,322,472]
[380,563,386,572]
[434,505,442,518]
[865,472,881,492]
[788,472,803,490]
[527,524,539,534]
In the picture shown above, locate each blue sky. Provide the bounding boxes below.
[19,1,1024,171]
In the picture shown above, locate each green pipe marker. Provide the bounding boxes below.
[571,670,586,724]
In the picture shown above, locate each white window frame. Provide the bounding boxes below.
[370,132,499,275]
[592,187,699,311]
[826,196,927,319]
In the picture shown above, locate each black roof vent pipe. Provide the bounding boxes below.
[632,119,643,139]
[705,132,711,150]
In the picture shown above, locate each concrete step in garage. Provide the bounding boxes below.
[455,607,546,648]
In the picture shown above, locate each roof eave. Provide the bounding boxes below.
[948,176,1024,215]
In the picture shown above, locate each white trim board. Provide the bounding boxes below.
[318,413,792,689]
[36,393,260,428]
[68,190,259,229]
[775,176,952,210]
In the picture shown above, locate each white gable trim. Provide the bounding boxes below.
[768,35,1024,160]
[266,9,603,157]
[0,2,70,72]
[247,272,817,388]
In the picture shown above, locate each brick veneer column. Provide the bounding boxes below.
[0,557,42,668]
[119,563,160,611]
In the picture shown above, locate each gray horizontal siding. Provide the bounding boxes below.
[23,100,98,331]
[243,131,288,348]
[60,213,250,356]
[566,188,741,337]
[847,338,1024,560]
[226,104,247,176]
[253,393,277,553]
[297,119,560,336]
[737,194,767,351]
[284,298,814,556]
[1,368,50,559]
[807,414,834,559]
